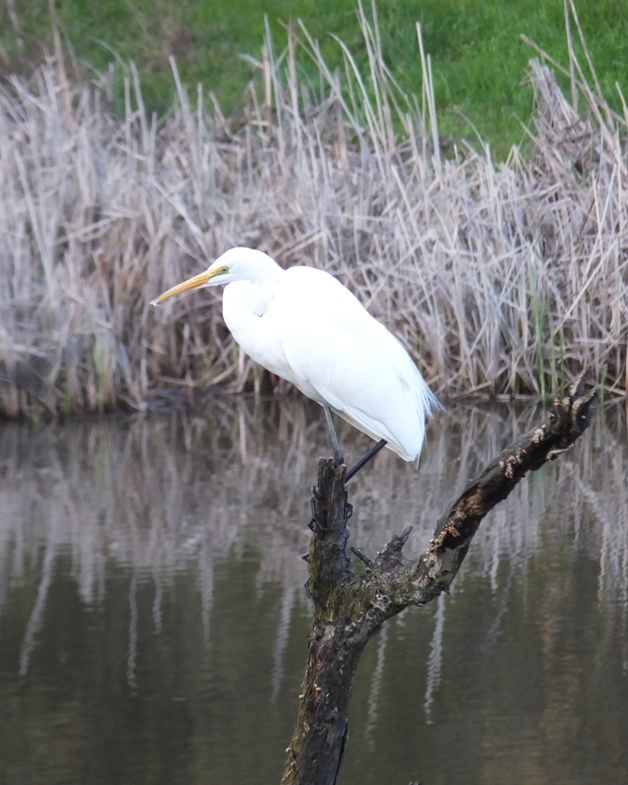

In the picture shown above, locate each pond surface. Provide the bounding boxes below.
[1,398,627,785]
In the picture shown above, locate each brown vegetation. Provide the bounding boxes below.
[0,13,626,418]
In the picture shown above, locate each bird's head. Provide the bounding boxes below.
[150,247,282,307]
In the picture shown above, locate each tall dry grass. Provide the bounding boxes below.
[0,1,626,418]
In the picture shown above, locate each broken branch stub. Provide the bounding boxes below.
[282,378,597,785]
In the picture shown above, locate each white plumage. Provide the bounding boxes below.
[152,247,439,463]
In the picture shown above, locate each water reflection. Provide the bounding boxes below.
[0,398,626,784]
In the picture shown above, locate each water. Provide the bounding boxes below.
[0,399,627,785]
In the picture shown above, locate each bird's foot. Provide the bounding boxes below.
[345,501,353,521]
[309,483,328,533]
[309,516,328,534]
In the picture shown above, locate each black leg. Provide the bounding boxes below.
[309,482,327,532]
[323,404,344,466]
[345,439,388,482]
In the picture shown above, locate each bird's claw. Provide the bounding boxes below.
[309,493,318,531]
[309,485,328,533]
[309,515,328,534]
[345,502,353,521]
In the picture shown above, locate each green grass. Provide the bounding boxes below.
[2,1,628,155]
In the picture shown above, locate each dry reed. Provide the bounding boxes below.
[0,1,626,418]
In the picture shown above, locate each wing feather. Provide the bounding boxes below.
[270,267,437,460]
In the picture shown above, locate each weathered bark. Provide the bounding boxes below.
[281,378,597,785]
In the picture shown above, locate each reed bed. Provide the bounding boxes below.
[0,2,626,418]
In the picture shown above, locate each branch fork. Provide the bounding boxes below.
[282,378,598,785]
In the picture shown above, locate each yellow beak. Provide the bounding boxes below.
[150,269,218,307]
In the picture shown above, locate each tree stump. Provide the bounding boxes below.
[281,378,598,785]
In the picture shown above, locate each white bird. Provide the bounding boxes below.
[151,247,440,479]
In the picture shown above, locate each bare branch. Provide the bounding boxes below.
[415,376,598,598]
[282,379,597,785]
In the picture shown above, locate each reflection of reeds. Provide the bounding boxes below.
[1,405,625,779]
[0,4,627,417]
[1,397,626,731]
[1,400,625,617]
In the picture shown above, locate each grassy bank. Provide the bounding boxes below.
[2,0,628,154]
[0,2,626,418]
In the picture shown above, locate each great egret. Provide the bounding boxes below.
[151,248,440,478]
